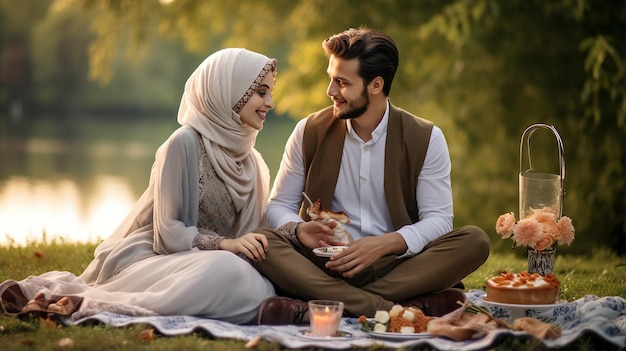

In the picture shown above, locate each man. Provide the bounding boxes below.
[255,27,490,325]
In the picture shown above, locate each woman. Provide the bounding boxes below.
[0,48,277,324]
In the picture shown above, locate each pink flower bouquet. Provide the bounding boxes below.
[495,207,575,251]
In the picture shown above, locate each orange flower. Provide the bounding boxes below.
[532,207,557,225]
[555,216,575,245]
[534,235,555,251]
[495,212,516,238]
[513,218,542,247]
[495,206,575,251]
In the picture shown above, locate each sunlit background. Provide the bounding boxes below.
[0,176,133,245]
[0,120,168,246]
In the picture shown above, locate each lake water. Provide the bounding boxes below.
[0,115,295,246]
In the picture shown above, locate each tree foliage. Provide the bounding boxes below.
[2,0,624,254]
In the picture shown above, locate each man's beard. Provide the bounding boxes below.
[334,87,369,120]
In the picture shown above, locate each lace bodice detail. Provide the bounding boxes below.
[193,131,237,250]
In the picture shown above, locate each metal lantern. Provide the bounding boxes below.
[519,123,566,221]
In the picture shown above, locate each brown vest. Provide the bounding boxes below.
[300,104,434,230]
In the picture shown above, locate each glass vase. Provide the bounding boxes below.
[518,123,565,220]
[527,248,556,276]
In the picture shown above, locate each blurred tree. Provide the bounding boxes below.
[0,0,51,131]
[429,0,626,255]
[24,1,203,116]
[31,1,93,113]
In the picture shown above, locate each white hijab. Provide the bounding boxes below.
[176,48,274,236]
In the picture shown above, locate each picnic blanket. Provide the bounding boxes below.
[63,290,626,350]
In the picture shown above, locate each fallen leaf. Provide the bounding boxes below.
[39,317,59,330]
[58,338,74,347]
[137,327,154,341]
[245,335,262,348]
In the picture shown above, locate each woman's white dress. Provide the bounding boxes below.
[14,126,275,324]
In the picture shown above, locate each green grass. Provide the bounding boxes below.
[1,241,624,350]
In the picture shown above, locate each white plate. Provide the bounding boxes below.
[312,246,348,257]
[361,318,433,340]
[367,331,432,341]
[479,297,569,323]
[297,329,353,340]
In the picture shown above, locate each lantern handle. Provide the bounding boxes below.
[519,123,566,214]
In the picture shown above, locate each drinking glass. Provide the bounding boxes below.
[308,300,344,337]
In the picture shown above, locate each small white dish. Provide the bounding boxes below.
[312,246,348,257]
[297,329,353,340]
[481,298,568,309]
[479,297,569,323]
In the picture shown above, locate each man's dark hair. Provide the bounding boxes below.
[322,27,399,96]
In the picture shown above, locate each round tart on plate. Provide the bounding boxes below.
[485,271,560,305]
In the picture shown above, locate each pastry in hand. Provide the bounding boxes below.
[304,196,353,244]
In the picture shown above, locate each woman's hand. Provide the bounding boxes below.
[219,232,268,262]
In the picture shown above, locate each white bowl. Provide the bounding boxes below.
[479,298,568,324]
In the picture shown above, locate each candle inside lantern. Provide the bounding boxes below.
[308,300,344,337]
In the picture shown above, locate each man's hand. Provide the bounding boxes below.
[219,232,268,262]
[296,221,346,248]
[325,233,407,278]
